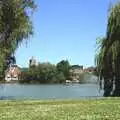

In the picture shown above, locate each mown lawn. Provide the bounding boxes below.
[0,98,120,120]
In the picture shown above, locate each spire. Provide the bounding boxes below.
[29,56,37,67]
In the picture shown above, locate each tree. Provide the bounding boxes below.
[55,72,65,83]
[56,60,71,80]
[95,37,114,96]
[0,0,36,77]
[95,1,120,96]
[20,62,66,84]
[106,1,120,96]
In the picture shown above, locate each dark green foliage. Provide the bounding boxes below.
[0,0,36,79]
[95,2,120,96]
[20,62,66,84]
[56,60,71,80]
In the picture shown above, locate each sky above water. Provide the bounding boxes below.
[15,0,110,68]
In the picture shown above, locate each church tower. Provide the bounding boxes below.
[29,56,37,67]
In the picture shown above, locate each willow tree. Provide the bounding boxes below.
[0,0,36,77]
[95,37,114,96]
[95,1,120,96]
[107,1,120,96]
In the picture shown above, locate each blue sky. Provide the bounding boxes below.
[15,0,110,68]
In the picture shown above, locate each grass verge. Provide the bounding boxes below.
[0,98,120,120]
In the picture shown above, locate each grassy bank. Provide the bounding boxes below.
[0,98,120,120]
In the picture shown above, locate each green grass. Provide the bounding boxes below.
[0,98,120,120]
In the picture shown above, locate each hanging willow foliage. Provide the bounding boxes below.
[0,0,36,76]
[95,1,120,96]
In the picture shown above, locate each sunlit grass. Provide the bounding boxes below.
[0,98,120,120]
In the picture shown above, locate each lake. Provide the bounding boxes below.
[0,84,103,100]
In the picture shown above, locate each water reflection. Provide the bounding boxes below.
[0,84,5,90]
[0,84,103,100]
[0,96,15,100]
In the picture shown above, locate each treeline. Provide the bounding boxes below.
[20,60,71,84]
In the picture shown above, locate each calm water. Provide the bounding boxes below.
[0,84,103,100]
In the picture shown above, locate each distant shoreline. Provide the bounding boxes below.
[0,82,98,85]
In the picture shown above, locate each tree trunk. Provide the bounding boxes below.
[112,55,120,96]
[104,77,113,97]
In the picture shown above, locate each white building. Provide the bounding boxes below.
[5,64,21,82]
